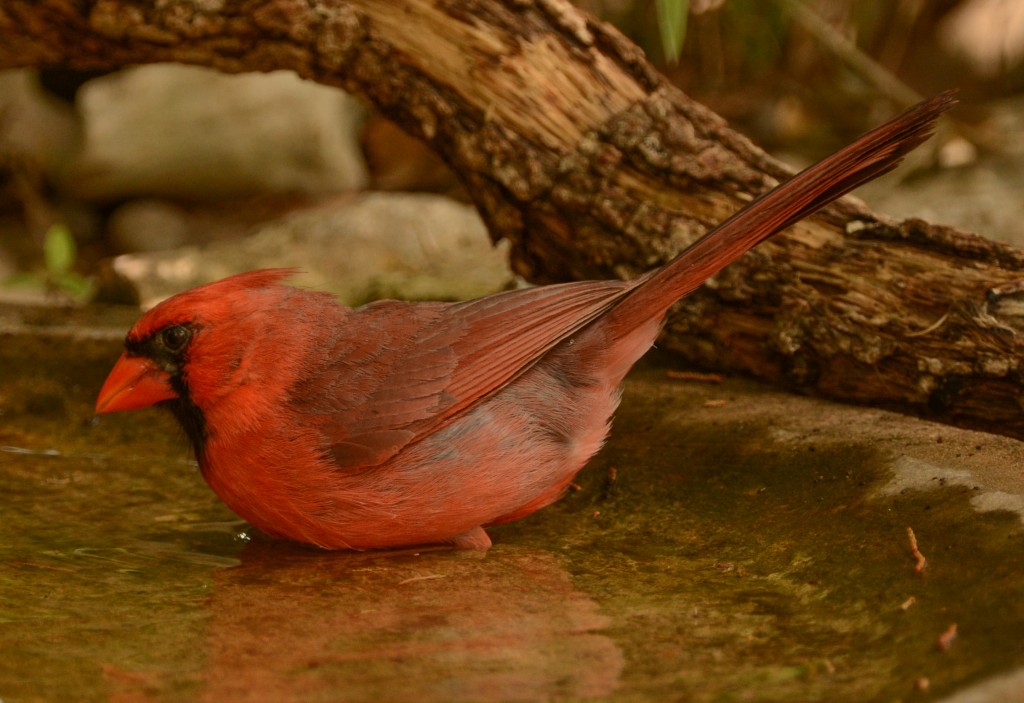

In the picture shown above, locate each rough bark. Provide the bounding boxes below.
[2,0,1024,439]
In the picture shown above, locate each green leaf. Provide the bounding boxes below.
[43,224,77,277]
[56,273,96,302]
[656,0,689,65]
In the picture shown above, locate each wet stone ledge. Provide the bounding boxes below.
[0,301,1022,702]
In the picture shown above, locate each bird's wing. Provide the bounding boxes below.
[289,279,635,470]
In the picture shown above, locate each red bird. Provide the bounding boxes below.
[96,94,954,550]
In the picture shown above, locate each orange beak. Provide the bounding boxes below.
[95,353,177,414]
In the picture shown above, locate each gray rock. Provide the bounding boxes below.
[110,192,513,308]
[64,64,368,201]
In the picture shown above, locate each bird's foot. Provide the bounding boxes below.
[450,526,492,550]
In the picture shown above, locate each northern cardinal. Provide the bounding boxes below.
[96,93,955,550]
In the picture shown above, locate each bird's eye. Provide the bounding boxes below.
[160,325,192,353]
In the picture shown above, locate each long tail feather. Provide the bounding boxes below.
[607,91,958,331]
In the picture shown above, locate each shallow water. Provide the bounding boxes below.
[1,306,1022,701]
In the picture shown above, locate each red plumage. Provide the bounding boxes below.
[96,93,955,550]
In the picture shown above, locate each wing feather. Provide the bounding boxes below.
[290,280,634,470]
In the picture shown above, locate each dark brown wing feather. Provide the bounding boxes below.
[291,280,634,469]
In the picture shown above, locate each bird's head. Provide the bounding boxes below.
[95,268,305,423]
